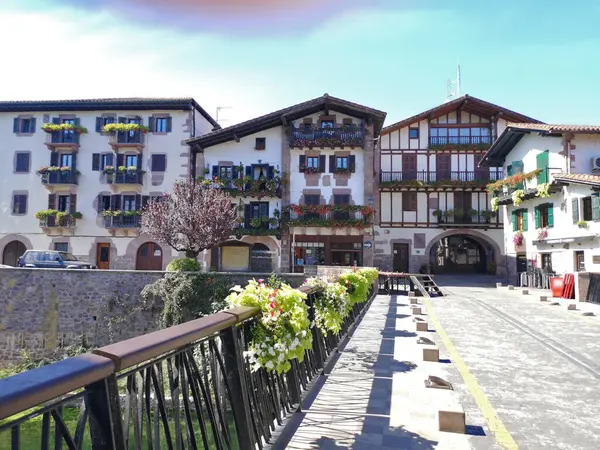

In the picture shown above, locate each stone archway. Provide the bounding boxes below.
[424,229,504,276]
[0,234,33,266]
[136,242,163,271]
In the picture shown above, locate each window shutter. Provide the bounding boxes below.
[111,194,121,211]
[106,153,114,167]
[48,194,56,209]
[95,117,103,133]
[13,118,19,133]
[30,118,36,133]
[329,155,335,173]
[152,155,166,172]
[50,152,59,166]
[148,117,155,133]
[299,155,306,172]
[536,150,549,184]
[349,155,356,172]
[267,165,274,179]
[534,206,541,229]
[244,204,252,228]
[142,195,150,209]
[116,154,124,168]
[592,193,600,221]
[547,203,554,228]
[16,153,29,172]
[212,165,219,177]
[572,198,579,223]
[135,194,142,210]
[260,203,269,217]
[96,194,103,213]
[51,118,59,143]
[166,117,172,133]
[70,194,77,214]
[71,153,77,170]
[319,155,326,173]
[512,211,517,232]
[18,195,27,214]
[90,153,100,172]
[117,117,126,143]
[522,209,528,231]
[507,165,513,176]
[137,155,142,170]
[245,166,252,177]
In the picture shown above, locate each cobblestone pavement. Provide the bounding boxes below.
[428,276,600,450]
[277,294,496,450]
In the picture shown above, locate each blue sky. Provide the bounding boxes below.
[2,0,600,126]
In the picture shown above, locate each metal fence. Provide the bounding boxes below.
[0,284,375,450]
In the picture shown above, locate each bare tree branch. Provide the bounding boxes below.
[141,177,237,258]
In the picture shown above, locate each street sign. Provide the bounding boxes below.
[364,241,372,249]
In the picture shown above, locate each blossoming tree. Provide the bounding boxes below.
[141,177,238,258]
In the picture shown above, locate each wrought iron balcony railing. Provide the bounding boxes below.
[287,206,373,229]
[103,215,141,228]
[380,170,503,187]
[290,126,364,148]
[429,136,491,146]
[49,130,80,145]
[103,172,144,185]
[433,211,498,226]
[41,170,79,185]
[39,215,76,228]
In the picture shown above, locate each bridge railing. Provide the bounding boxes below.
[0,284,374,450]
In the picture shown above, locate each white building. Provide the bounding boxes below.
[480,123,600,281]
[0,98,218,269]
[187,94,386,272]
[374,95,541,278]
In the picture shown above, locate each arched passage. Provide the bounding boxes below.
[136,242,163,270]
[2,240,27,266]
[250,243,273,272]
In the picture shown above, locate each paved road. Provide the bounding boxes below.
[429,276,600,450]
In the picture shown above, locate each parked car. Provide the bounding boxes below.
[17,250,97,269]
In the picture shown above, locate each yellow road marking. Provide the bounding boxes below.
[421,296,519,450]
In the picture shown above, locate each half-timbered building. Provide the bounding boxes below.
[374,95,541,277]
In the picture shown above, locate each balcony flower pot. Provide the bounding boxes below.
[37,166,50,174]
[432,209,443,223]
[103,166,115,174]
[481,210,496,223]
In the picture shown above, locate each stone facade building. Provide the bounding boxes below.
[0,98,218,269]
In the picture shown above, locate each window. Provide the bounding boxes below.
[219,165,233,180]
[100,195,111,211]
[320,120,334,129]
[123,195,136,211]
[306,157,319,169]
[402,192,417,212]
[541,253,553,273]
[304,194,320,220]
[333,194,350,220]
[13,117,36,134]
[575,251,585,272]
[155,117,168,133]
[101,154,113,170]
[57,195,70,212]
[54,243,69,252]
[15,152,30,173]
[535,203,554,228]
[409,128,419,139]
[60,154,72,168]
[96,116,115,132]
[151,154,166,172]
[12,194,27,215]
[582,197,592,221]
[255,138,266,150]
[336,156,349,169]
[512,209,528,232]
[125,154,138,168]
[430,126,491,145]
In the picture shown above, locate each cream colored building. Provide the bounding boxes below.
[0,98,218,269]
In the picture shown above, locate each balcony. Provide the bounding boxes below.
[428,136,491,151]
[289,125,364,149]
[109,131,146,152]
[103,214,141,229]
[40,170,79,187]
[490,167,563,206]
[103,171,144,188]
[44,130,80,151]
[37,213,78,230]
[432,210,499,228]
[221,179,282,198]
[380,170,503,190]
[286,205,374,230]
[234,220,280,237]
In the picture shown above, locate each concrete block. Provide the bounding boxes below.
[410,298,419,305]
[507,285,514,290]
[422,345,439,362]
[567,304,577,310]
[412,306,422,315]
[540,296,548,302]
[435,390,465,434]
[415,321,429,332]
[408,291,416,298]
[522,289,529,295]
[582,311,596,317]
[496,282,502,288]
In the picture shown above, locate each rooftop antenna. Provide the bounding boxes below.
[216,106,232,124]
[445,61,461,102]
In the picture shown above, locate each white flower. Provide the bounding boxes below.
[230,285,243,292]
[265,360,274,370]
[269,347,275,356]
[278,353,285,362]
[293,338,300,347]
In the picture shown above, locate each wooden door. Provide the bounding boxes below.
[2,241,26,266]
[436,154,451,182]
[402,154,417,181]
[136,242,163,270]
[96,243,110,270]
[393,243,409,273]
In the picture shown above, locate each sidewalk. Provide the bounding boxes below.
[276,295,491,450]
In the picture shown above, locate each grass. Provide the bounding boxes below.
[0,407,239,450]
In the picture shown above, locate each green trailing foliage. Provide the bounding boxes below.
[166,257,202,272]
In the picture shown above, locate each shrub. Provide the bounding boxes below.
[140,272,232,328]
[338,269,370,310]
[166,257,201,272]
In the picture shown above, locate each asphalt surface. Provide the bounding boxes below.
[428,275,600,450]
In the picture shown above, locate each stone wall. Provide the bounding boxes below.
[0,268,304,367]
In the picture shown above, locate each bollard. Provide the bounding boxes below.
[410,298,419,305]
[540,296,548,302]
[412,306,423,315]
[567,304,577,310]
[507,285,514,290]
[496,282,502,288]
[522,289,529,295]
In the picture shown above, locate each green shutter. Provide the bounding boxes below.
[522,209,528,231]
[536,150,549,184]
[547,203,554,228]
[592,193,600,221]
[512,210,518,231]
[507,165,514,176]
[535,206,541,229]
[572,198,579,224]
